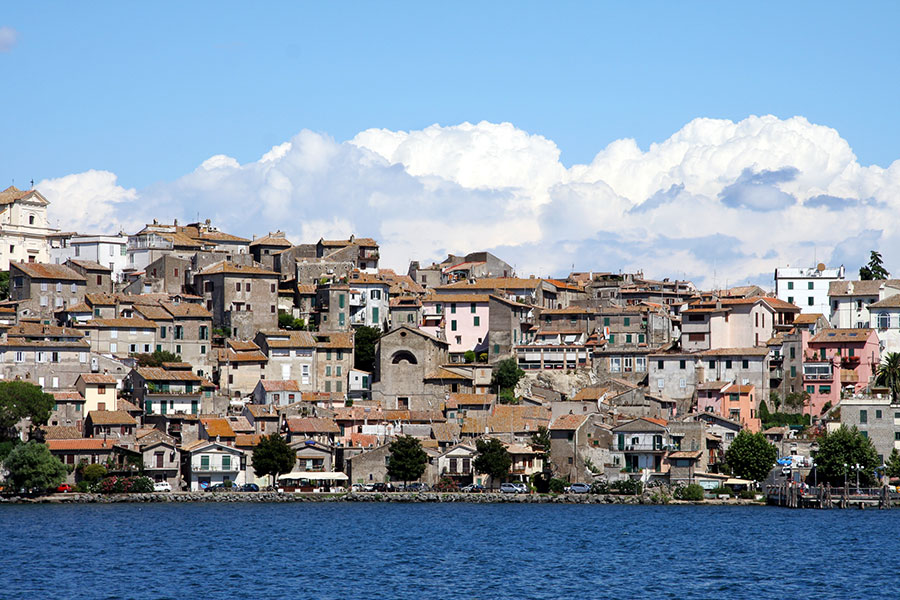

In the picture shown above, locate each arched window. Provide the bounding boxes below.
[391,350,418,365]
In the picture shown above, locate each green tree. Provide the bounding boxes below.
[80,463,108,485]
[860,250,890,280]
[875,352,900,402]
[0,271,8,301]
[886,448,900,479]
[278,311,295,329]
[491,358,524,394]
[3,441,67,493]
[134,350,181,367]
[354,325,381,373]
[0,381,55,441]
[530,425,551,462]
[473,437,512,489]
[814,425,880,487]
[464,350,476,364]
[724,430,778,482]
[387,435,428,486]
[498,390,519,405]
[251,433,297,486]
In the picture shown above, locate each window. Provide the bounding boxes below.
[339,313,345,327]
[222,455,231,470]
[326,350,332,360]
[199,326,208,340]
[725,360,732,369]
[741,360,749,369]
[657,360,664,370]
[876,409,883,419]
[339,294,345,308]
[271,284,276,293]
[789,346,795,359]
[624,357,633,372]
[325,381,331,392]
[326,366,332,376]
[635,357,646,372]
[473,316,480,327]
[608,334,615,344]
[451,320,457,331]
[878,313,891,329]
[808,297,814,306]
[235,282,241,292]
[56,282,62,293]
[603,317,610,326]
[450,303,457,314]
[806,385,814,394]
[626,334,632,344]
[610,357,621,373]
[788,296,794,304]
[679,360,686,369]
[624,317,630,326]
[175,345,181,354]
[336,381,342,393]
[493,344,500,354]
[787,281,794,290]
[790,365,796,377]
[337,350,343,360]
[638,334,644,343]
[160,327,167,339]
[336,366,342,377]
[470,304,477,313]
[819,385,831,394]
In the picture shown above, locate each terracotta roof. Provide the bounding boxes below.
[285,417,340,434]
[160,362,193,369]
[258,330,317,348]
[809,328,874,344]
[314,332,353,350]
[700,347,770,357]
[549,414,589,431]
[250,232,293,248]
[425,368,472,381]
[235,434,263,447]
[117,399,142,412]
[668,450,703,460]
[445,393,495,409]
[46,439,120,451]
[792,313,824,324]
[572,386,610,401]
[697,381,729,391]
[437,277,543,291]
[78,374,117,385]
[868,296,900,309]
[390,296,422,308]
[539,306,597,315]
[423,293,492,304]
[348,273,390,286]
[430,422,461,443]
[259,380,301,392]
[87,410,137,426]
[11,262,85,282]
[50,391,84,401]
[759,297,801,312]
[41,425,83,439]
[217,348,268,363]
[198,261,278,277]
[85,293,118,306]
[201,418,236,438]
[829,280,900,297]
[348,432,379,447]
[722,383,754,394]
[227,340,260,351]
[161,302,211,318]
[0,185,42,205]
[841,369,860,384]
[81,317,157,329]
[320,236,378,247]
[135,367,204,382]
[245,404,279,418]
[67,259,112,272]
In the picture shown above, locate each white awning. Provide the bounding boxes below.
[278,471,349,481]
[725,478,755,486]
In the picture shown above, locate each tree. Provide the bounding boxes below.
[0,381,55,441]
[724,430,778,482]
[875,352,900,402]
[886,448,900,479]
[387,435,427,486]
[860,250,889,280]
[463,350,476,364]
[498,390,519,405]
[80,463,108,485]
[251,434,297,486]
[814,425,879,487]
[473,438,512,489]
[354,325,381,373]
[0,271,8,301]
[491,358,524,394]
[3,441,67,493]
[278,311,295,329]
[134,350,181,368]
[530,426,551,462]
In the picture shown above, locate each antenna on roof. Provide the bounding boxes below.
[30,179,34,190]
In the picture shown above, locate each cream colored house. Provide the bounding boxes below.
[75,373,120,414]
[0,186,56,269]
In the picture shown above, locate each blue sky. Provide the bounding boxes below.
[2,3,899,285]
[3,2,899,188]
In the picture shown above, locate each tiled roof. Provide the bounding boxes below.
[11,262,86,282]
[67,259,111,272]
[829,279,900,297]
[85,293,118,305]
[437,277,543,291]
[444,393,495,409]
[430,422,461,443]
[227,339,260,351]
[868,296,900,309]
[88,410,137,426]
[320,236,378,247]
[793,313,824,324]
[135,367,204,382]
[41,425,83,439]
[314,332,354,350]
[161,302,211,318]
[259,379,301,392]
[722,383,754,394]
[809,328,874,344]
[250,232,293,248]
[423,293,492,304]
[425,368,472,381]
[201,418,236,438]
[285,417,340,434]
[50,391,84,401]
[245,404,279,418]
[697,381,729,391]
[0,185,41,205]
[46,439,120,451]
[82,317,157,329]
[235,434,263,447]
[572,386,610,401]
[259,330,317,348]
[700,347,770,357]
[78,374,117,385]
[197,261,278,277]
[217,348,269,363]
[549,414,589,431]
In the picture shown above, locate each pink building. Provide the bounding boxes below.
[681,297,797,352]
[802,328,880,417]
[421,294,490,359]
[697,382,761,433]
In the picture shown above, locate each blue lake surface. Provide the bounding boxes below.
[0,502,895,599]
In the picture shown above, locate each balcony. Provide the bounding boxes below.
[803,363,833,382]
[620,443,671,452]
[770,368,784,380]
[192,464,239,472]
[349,294,367,307]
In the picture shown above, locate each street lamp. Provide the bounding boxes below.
[855,463,861,493]
[844,463,848,492]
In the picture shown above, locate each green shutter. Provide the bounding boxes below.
[339,294,345,308]
[372,307,379,323]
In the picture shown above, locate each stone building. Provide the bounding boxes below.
[9,262,87,321]
[194,260,279,340]
[371,325,450,410]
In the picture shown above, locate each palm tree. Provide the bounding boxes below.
[875,352,900,401]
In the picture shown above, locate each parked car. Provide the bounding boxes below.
[205,483,231,492]
[240,483,260,492]
[512,482,528,493]
[460,483,485,493]
[351,483,366,492]
[567,483,591,494]
[54,483,72,493]
[153,481,172,492]
[500,483,522,494]
[405,482,430,492]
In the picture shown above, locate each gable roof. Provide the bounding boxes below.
[197,261,278,277]
[285,417,340,434]
[11,262,86,282]
[809,328,875,344]
[87,410,137,426]
[549,413,589,431]
[200,418,236,438]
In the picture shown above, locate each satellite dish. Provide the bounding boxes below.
[817,263,826,272]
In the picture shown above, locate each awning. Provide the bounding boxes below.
[278,471,349,481]
[725,478,755,486]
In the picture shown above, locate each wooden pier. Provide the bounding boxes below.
[766,483,894,509]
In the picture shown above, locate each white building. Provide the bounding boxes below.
[829,279,900,330]
[0,186,56,269]
[774,264,844,318]
[49,233,129,282]
[348,274,390,329]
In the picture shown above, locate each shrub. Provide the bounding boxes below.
[432,477,459,492]
[590,481,610,494]
[96,475,154,494]
[464,350,476,363]
[709,485,736,497]
[81,463,107,484]
[674,483,705,501]
[738,489,757,499]
[610,479,643,495]
[548,478,568,494]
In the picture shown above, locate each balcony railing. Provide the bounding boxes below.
[770,368,784,379]
[620,444,671,452]
[192,464,239,472]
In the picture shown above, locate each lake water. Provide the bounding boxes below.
[1,502,895,599]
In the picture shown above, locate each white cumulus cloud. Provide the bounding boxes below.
[0,26,18,52]
[42,116,900,288]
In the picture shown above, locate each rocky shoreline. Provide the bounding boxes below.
[0,491,764,505]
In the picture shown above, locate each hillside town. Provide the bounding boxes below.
[1,184,899,494]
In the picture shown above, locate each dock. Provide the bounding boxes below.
[766,483,895,509]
